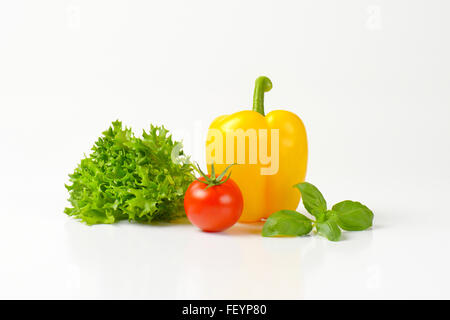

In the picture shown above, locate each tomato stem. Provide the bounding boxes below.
[194,163,236,188]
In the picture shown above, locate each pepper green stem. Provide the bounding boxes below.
[252,76,273,116]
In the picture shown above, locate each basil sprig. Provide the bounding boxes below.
[262,182,374,241]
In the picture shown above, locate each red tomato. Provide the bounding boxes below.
[184,176,243,232]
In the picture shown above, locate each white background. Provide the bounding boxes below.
[1,1,449,299]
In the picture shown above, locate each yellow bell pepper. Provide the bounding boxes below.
[206,76,308,222]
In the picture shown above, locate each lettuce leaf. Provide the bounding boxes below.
[64,121,194,225]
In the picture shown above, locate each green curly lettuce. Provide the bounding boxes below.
[64,121,194,225]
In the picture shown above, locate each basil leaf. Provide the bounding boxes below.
[316,218,341,241]
[332,200,374,231]
[294,182,327,218]
[262,210,313,237]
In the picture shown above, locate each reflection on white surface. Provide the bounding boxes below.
[65,263,81,290]
[60,219,379,299]
[174,223,304,299]
[63,221,305,299]
[64,220,188,299]
[1,211,450,299]
[367,265,382,290]
[298,228,378,298]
